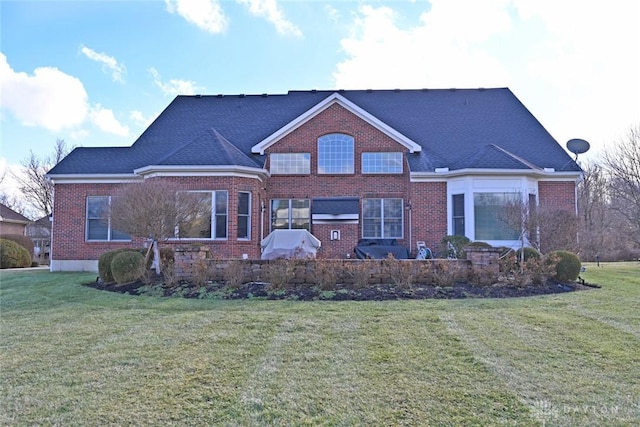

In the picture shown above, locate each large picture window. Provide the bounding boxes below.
[318,133,354,174]
[177,191,227,239]
[362,198,403,239]
[237,192,251,239]
[86,196,130,241]
[270,153,310,175]
[474,193,519,240]
[362,152,403,174]
[271,199,310,231]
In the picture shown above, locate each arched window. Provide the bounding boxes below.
[317,133,354,174]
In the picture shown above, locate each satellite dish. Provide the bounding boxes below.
[566,138,590,157]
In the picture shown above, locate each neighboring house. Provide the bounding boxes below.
[0,203,30,237]
[26,216,52,264]
[47,88,582,272]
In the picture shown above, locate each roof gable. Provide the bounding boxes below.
[0,203,30,224]
[155,128,260,168]
[251,92,422,155]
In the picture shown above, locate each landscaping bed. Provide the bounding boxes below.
[85,278,588,300]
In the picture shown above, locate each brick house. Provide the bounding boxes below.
[47,88,582,272]
[0,203,30,237]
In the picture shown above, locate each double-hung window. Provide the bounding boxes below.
[318,133,354,174]
[362,198,403,239]
[177,191,228,239]
[452,194,465,236]
[86,196,130,241]
[271,199,310,231]
[237,192,251,239]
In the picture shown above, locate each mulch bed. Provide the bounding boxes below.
[85,277,596,301]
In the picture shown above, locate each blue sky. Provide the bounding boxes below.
[1,0,639,202]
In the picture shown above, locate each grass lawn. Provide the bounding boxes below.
[1,263,638,426]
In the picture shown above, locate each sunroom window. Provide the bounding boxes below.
[473,193,519,240]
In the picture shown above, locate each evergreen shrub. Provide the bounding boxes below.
[111,251,145,284]
[0,239,32,268]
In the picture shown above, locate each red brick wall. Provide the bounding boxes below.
[52,176,265,261]
[538,181,577,213]
[265,103,413,258]
[410,181,448,254]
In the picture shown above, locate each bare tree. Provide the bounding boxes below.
[499,195,538,266]
[109,180,209,274]
[577,162,611,260]
[14,139,71,217]
[601,125,640,246]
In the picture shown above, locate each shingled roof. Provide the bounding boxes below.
[0,203,30,224]
[48,88,581,176]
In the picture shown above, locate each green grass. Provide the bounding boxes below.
[1,263,639,426]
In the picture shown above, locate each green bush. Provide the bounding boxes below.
[99,249,136,283]
[440,235,470,259]
[547,250,581,282]
[2,234,34,256]
[111,251,145,284]
[516,247,541,261]
[0,239,32,269]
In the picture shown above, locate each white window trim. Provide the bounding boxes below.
[237,192,251,240]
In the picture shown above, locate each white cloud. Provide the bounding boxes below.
[0,53,89,131]
[165,0,228,34]
[333,3,512,89]
[333,1,639,152]
[129,110,158,128]
[80,45,126,83]
[511,0,640,147]
[149,67,204,96]
[89,104,129,137]
[236,0,302,37]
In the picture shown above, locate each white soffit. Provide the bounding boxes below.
[251,92,422,155]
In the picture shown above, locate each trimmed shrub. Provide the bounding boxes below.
[547,250,581,282]
[2,234,34,256]
[441,235,470,259]
[99,249,136,283]
[0,239,32,268]
[111,251,145,284]
[516,247,541,261]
